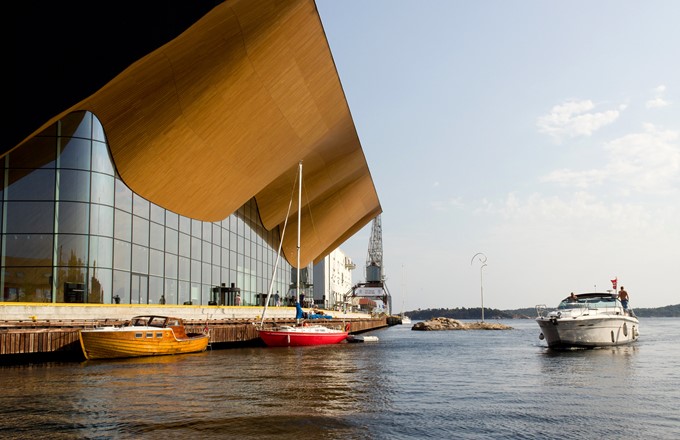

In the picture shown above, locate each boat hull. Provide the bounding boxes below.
[257,327,348,347]
[79,328,209,360]
[536,315,639,349]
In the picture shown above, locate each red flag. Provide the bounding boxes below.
[611,277,617,290]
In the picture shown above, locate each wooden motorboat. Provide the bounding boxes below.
[79,315,209,360]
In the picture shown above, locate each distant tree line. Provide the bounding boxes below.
[406,304,680,320]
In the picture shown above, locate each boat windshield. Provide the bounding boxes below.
[557,297,618,309]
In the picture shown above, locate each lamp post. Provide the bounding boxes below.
[471,252,487,322]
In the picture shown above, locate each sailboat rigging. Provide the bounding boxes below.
[256,161,349,347]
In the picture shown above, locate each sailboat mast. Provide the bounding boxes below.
[296,161,302,304]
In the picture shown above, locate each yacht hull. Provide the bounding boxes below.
[536,315,639,349]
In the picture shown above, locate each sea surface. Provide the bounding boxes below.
[1,318,679,439]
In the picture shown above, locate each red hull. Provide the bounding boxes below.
[258,328,348,347]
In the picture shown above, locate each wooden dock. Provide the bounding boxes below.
[0,317,389,362]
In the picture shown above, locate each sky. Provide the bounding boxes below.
[315,0,680,311]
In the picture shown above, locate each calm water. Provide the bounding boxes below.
[1,318,679,439]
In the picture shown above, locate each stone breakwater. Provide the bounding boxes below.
[412,317,513,331]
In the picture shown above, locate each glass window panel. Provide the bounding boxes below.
[191,259,201,284]
[202,240,211,263]
[165,228,178,254]
[8,137,56,169]
[150,204,164,224]
[92,115,106,142]
[55,234,88,267]
[2,234,53,266]
[179,233,190,256]
[164,278,177,305]
[212,244,220,266]
[113,239,131,271]
[112,270,130,304]
[89,236,113,268]
[165,254,178,279]
[133,194,149,219]
[5,202,54,233]
[202,262,211,286]
[230,250,237,270]
[132,216,149,246]
[149,222,164,250]
[58,169,90,202]
[179,216,190,234]
[90,204,114,237]
[189,284,200,304]
[222,229,229,247]
[1,267,52,302]
[212,265,220,285]
[191,219,202,238]
[114,179,132,213]
[202,222,211,241]
[89,267,111,304]
[201,284,211,305]
[130,273,148,304]
[57,201,89,234]
[179,256,190,281]
[191,236,201,260]
[60,111,91,139]
[7,169,55,201]
[149,276,163,304]
[90,172,114,206]
[59,137,91,170]
[114,209,131,241]
[91,141,115,175]
[149,249,163,276]
[221,267,228,285]
[131,244,149,273]
[55,266,86,303]
[178,281,190,305]
[212,224,221,245]
[221,248,228,270]
[166,211,179,230]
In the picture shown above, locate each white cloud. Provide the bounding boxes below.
[431,196,464,211]
[537,99,622,142]
[646,85,670,108]
[541,124,680,194]
[646,97,669,108]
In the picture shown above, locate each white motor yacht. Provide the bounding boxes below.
[536,292,639,349]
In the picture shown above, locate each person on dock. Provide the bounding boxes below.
[618,286,629,312]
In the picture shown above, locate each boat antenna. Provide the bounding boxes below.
[258,163,299,328]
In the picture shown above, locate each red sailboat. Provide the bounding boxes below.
[256,161,349,347]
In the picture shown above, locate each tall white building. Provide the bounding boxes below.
[313,248,356,309]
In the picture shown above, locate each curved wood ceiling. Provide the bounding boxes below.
[12,0,380,267]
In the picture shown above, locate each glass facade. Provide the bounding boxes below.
[0,111,298,305]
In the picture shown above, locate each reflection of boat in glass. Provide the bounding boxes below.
[536,292,639,349]
[256,161,348,347]
[79,315,209,360]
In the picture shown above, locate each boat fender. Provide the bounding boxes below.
[345,322,351,332]
[538,333,544,340]
[622,322,628,337]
